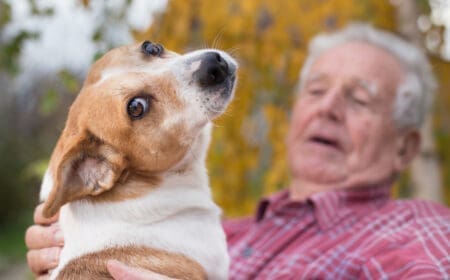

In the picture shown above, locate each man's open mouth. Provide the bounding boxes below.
[310,136,341,150]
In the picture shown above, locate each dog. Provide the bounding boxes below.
[39,40,237,279]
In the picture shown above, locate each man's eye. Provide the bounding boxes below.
[353,98,367,106]
[350,91,370,106]
[307,88,326,96]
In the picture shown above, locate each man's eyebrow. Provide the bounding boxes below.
[355,78,378,96]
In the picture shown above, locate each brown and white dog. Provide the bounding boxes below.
[39,41,237,279]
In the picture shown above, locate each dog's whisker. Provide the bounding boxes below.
[226,46,241,57]
[212,26,226,49]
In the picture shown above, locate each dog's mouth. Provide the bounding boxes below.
[202,74,236,117]
[219,74,236,97]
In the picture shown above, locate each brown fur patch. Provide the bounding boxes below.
[85,172,161,203]
[56,246,206,280]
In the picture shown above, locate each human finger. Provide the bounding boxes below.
[25,224,64,250]
[26,247,61,276]
[34,203,59,225]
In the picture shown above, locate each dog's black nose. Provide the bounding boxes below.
[195,52,230,87]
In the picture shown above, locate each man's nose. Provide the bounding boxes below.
[318,87,345,122]
[194,52,230,87]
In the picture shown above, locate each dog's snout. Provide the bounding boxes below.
[195,52,231,87]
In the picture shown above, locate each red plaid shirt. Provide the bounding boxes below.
[224,185,450,279]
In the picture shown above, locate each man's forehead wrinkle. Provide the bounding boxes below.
[307,70,378,96]
[309,72,325,81]
[306,72,328,84]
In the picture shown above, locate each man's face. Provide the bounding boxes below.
[287,41,408,189]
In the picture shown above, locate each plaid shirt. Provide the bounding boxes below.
[224,186,450,279]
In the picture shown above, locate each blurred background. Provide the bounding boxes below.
[0,0,449,278]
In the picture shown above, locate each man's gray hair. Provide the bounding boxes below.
[299,23,437,129]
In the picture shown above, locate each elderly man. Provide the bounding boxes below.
[26,24,450,279]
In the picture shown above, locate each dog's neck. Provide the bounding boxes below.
[168,122,212,174]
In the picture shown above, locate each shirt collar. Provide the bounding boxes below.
[256,184,392,231]
[256,190,309,221]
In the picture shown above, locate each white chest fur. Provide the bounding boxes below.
[50,168,229,280]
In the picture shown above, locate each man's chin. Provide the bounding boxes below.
[291,162,348,186]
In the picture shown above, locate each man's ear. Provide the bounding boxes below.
[395,129,421,172]
[42,131,127,218]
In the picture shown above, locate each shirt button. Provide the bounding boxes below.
[242,246,253,258]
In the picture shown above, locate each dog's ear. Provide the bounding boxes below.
[42,131,127,218]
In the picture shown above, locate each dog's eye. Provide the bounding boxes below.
[141,41,164,57]
[127,97,149,120]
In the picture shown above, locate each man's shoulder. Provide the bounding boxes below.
[381,199,450,234]
[390,199,450,219]
[355,199,450,241]
[362,199,450,277]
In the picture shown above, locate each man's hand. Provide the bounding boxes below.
[25,203,63,279]
[107,260,178,280]
[25,204,177,280]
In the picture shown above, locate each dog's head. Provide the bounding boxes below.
[40,41,238,218]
